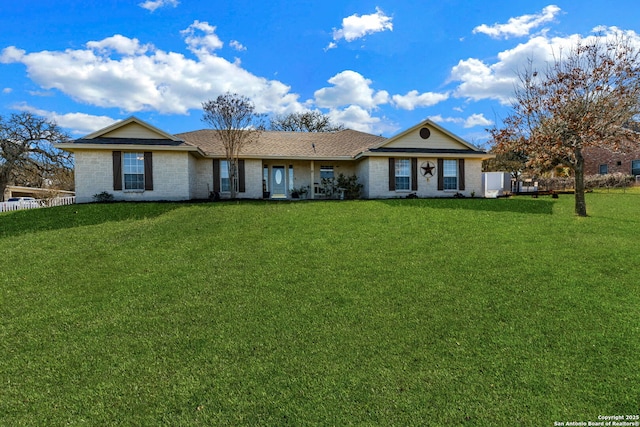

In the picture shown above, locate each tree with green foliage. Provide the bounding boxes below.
[269,111,344,132]
[490,35,640,216]
[202,92,264,199]
[483,150,529,182]
[0,112,72,201]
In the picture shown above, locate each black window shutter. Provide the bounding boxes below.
[458,159,465,191]
[437,158,444,191]
[112,151,122,191]
[144,152,153,191]
[411,158,418,191]
[238,159,245,193]
[212,159,220,192]
[388,158,395,191]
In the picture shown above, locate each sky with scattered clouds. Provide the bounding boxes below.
[1,0,639,144]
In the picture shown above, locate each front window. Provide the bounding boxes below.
[123,152,144,190]
[320,166,334,180]
[221,160,231,192]
[289,165,294,192]
[632,160,640,176]
[443,160,458,190]
[599,164,608,175]
[395,159,410,191]
[220,160,238,193]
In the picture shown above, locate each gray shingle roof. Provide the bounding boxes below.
[176,129,387,159]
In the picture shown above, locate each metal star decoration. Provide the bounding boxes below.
[421,162,435,177]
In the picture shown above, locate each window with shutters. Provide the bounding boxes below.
[220,160,237,193]
[395,158,410,190]
[443,160,458,190]
[123,152,145,190]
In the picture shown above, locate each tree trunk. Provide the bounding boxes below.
[228,157,237,199]
[573,147,587,217]
[0,167,11,201]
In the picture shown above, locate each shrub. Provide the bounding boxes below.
[336,174,363,199]
[93,191,114,203]
[584,173,635,189]
[320,174,363,199]
[535,173,635,191]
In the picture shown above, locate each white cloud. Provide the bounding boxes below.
[139,0,179,12]
[314,70,389,110]
[181,20,224,56]
[392,90,449,110]
[28,90,54,97]
[2,88,11,94]
[327,105,397,135]
[473,5,562,39]
[0,46,25,63]
[449,33,583,104]
[332,7,393,43]
[12,103,117,135]
[0,22,304,116]
[450,27,640,105]
[429,113,493,129]
[229,40,246,51]
[324,42,337,52]
[463,113,493,128]
[86,35,152,56]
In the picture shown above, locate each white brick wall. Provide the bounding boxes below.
[74,150,192,203]
[242,159,263,199]
[364,157,485,199]
[73,150,487,203]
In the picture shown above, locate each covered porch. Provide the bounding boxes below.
[260,159,359,200]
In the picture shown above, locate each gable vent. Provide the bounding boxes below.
[419,127,431,139]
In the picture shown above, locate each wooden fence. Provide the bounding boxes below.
[0,197,76,213]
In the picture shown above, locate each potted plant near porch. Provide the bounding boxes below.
[290,186,309,199]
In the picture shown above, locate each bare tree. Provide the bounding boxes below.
[490,35,640,216]
[269,111,344,132]
[202,93,263,199]
[0,113,72,200]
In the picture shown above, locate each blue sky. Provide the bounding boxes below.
[1,1,639,145]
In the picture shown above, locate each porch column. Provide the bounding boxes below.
[310,161,315,199]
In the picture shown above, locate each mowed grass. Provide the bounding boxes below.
[1,191,639,426]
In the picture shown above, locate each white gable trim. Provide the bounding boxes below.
[370,119,481,151]
[82,116,182,141]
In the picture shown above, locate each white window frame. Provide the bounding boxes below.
[320,165,334,181]
[288,165,294,192]
[395,158,411,191]
[443,160,458,191]
[220,160,237,193]
[123,152,145,190]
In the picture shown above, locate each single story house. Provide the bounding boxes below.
[56,117,494,203]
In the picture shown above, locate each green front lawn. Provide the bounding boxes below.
[1,192,639,425]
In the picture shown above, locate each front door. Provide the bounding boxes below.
[271,166,287,198]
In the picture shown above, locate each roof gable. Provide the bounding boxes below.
[82,116,181,141]
[373,119,481,152]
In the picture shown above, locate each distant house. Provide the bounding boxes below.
[56,117,494,203]
[583,146,640,177]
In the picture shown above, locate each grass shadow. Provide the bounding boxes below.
[0,202,186,239]
[379,196,556,215]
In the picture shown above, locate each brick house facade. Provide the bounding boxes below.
[583,146,640,176]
